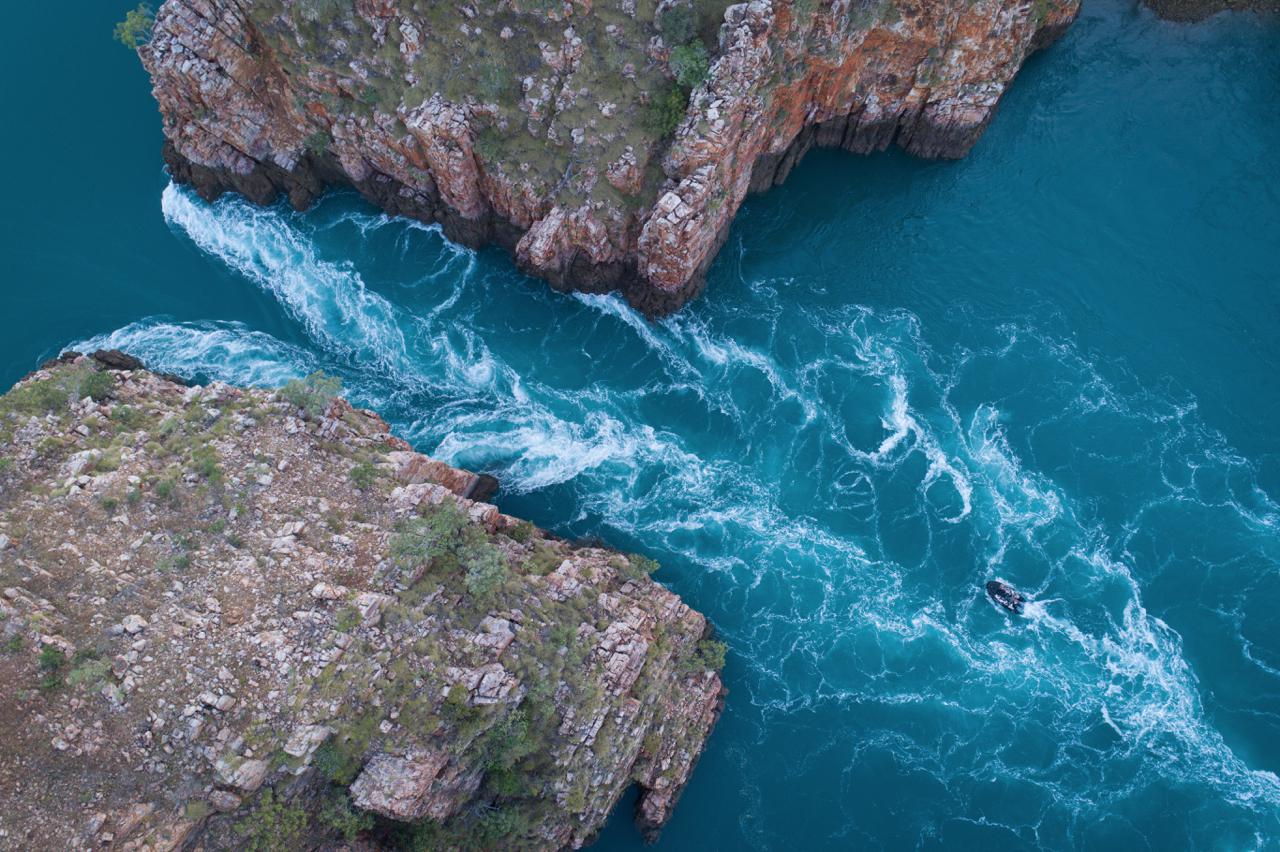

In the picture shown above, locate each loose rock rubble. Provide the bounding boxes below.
[0,354,724,850]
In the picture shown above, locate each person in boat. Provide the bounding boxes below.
[986,580,1025,614]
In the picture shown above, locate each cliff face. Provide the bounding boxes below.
[0,353,723,850]
[141,0,1077,313]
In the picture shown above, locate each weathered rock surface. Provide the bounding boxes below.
[0,355,724,849]
[140,0,1078,314]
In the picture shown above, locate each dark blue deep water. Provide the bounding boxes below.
[4,2,1280,848]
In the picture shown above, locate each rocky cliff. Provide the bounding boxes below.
[0,352,723,850]
[139,0,1078,313]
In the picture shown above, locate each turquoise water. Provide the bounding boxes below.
[5,1,1280,848]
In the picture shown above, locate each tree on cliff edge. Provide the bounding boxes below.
[113,4,154,49]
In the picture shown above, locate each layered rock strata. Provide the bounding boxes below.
[0,353,723,849]
[141,0,1078,313]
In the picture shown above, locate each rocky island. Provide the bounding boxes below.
[138,0,1079,313]
[0,353,724,849]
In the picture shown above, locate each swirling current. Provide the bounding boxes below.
[4,0,1280,848]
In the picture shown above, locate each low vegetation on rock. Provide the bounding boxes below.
[0,352,724,849]
[136,0,1080,312]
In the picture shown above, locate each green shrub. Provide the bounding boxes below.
[670,42,710,88]
[111,404,145,428]
[320,792,373,842]
[38,645,67,691]
[3,380,68,415]
[67,659,111,688]
[314,737,364,786]
[240,789,307,852]
[473,128,504,162]
[462,537,509,600]
[406,805,533,850]
[507,521,535,543]
[38,645,66,671]
[334,606,361,633]
[684,638,727,673]
[622,553,660,581]
[477,709,537,772]
[36,436,67,456]
[295,0,345,24]
[191,445,222,483]
[486,766,529,798]
[693,0,735,36]
[390,501,469,569]
[564,782,588,814]
[391,500,508,599]
[442,682,474,724]
[278,371,342,418]
[154,478,176,500]
[113,3,154,49]
[473,805,535,847]
[94,448,122,473]
[303,130,331,155]
[642,85,689,138]
[79,371,115,402]
[185,800,213,821]
[658,2,697,43]
[155,552,192,573]
[524,542,563,576]
[32,381,71,411]
[477,60,510,102]
[349,461,378,490]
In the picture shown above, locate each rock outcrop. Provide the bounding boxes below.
[0,354,724,849]
[139,0,1078,314]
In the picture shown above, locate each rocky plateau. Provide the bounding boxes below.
[140,0,1080,313]
[0,352,724,850]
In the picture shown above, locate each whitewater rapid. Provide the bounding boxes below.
[75,183,1280,848]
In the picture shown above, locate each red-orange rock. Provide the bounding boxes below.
[141,0,1077,313]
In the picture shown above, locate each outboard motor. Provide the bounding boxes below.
[986,580,1025,614]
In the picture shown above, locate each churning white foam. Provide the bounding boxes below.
[73,320,316,388]
[161,183,414,377]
